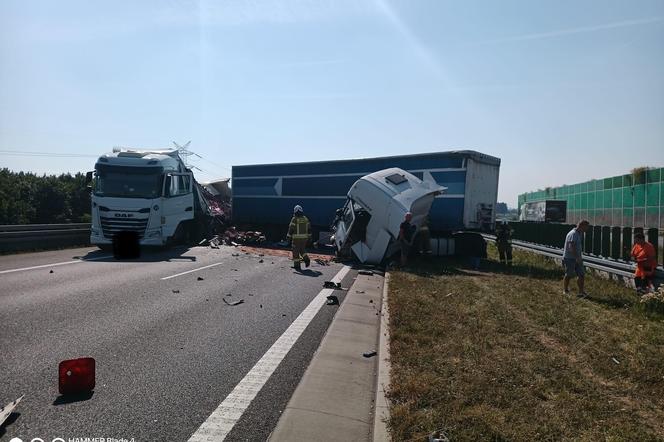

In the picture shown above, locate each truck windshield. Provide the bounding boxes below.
[95,171,163,198]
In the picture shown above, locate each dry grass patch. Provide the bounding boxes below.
[387,244,664,441]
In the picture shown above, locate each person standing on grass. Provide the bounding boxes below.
[562,220,590,297]
[495,222,513,266]
[631,232,656,294]
[398,212,416,266]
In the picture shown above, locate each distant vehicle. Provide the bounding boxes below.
[231,150,501,235]
[332,168,444,264]
[87,148,209,249]
[519,200,567,223]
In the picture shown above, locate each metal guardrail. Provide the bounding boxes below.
[482,234,664,279]
[0,223,91,253]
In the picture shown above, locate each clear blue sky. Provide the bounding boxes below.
[1,0,663,207]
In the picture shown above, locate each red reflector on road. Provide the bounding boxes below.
[58,357,95,395]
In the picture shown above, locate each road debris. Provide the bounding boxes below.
[49,269,54,273]
[0,395,24,428]
[356,290,365,294]
[612,357,620,365]
[197,276,204,281]
[358,270,374,276]
[172,289,180,294]
[323,281,342,289]
[428,430,450,442]
[314,258,330,266]
[59,357,95,395]
[369,299,374,304]
[223,227,267,246]
[259,259,264,263]
[326,295,339,305]
[223,298,244,306]
[362,351,377,358]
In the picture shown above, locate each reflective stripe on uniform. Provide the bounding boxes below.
[291,216,310,239]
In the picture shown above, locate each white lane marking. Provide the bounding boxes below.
[160,262,226,280]
[188,265,351,442]
[0,255,112,275]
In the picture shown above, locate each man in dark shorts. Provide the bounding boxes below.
[562,220,590,297]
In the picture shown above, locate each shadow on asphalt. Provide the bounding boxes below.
[52,391,94,406]
[0,412,20,438]
[293,269,323,277]
[72,246,197,263]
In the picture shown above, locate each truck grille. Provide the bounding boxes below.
[100,216,149,238]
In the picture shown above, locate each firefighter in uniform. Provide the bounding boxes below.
[495,222,513,266]
[287,205,311,271]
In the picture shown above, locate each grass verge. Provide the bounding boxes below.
[387,244,664,441]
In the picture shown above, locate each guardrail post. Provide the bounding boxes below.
[592,225,602,256]
[584,225,594,254]
[647,228,659,267]
[611,226,621,260]
[622,227,632,261]
[601,226,611,258]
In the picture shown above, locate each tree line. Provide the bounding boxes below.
[0,168,91,225]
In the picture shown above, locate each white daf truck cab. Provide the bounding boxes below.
[88,148,197,249]
[332,168,445,264]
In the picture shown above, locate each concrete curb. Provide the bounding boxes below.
[372,271,391,441]
[269,271,384,441]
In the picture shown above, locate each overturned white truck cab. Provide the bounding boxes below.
[332,168,445,264]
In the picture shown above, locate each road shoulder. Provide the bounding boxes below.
[269,270,384,441]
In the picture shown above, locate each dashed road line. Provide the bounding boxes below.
[160,262,226,280]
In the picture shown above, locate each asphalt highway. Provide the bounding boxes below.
[0,245,354,442]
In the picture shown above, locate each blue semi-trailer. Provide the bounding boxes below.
[231,150,500,234]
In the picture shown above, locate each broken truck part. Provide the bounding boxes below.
[332,168,445,264]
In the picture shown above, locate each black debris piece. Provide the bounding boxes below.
[326,295,339,305]
[223,298,244,306]
[197,276,204,281]
[323,281,342,289]
[50,270,54,273]
[363,351,377,358]
[282,314,287,317]
[369,299,374,304]
[225,293,232,297]
[172,290,180,294]
[260,304,263,308]
[259,259,264,263]
[231,253,240,257]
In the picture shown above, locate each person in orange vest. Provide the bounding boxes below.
[287,205,311,271]
[631,232,656,294]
